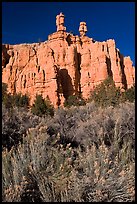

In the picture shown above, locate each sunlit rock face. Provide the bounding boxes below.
[2,13,135,107]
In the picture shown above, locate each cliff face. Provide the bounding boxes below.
[2,13,135,107]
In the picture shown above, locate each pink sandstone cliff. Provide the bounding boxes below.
[2,13,135,107]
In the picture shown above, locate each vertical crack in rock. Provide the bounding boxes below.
[106,57,113,78]
[55,65,63,107]
[2,45,10,68]
[118,51,127,89]
[76,51,82,96]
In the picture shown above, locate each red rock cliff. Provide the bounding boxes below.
[2,13,135,107]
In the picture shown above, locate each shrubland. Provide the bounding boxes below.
[2,79,135,202]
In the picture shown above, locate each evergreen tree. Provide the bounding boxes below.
[31,94,54,117]
[89,77,121,107]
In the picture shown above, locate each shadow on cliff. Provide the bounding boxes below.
[2,45,10,68]
[106,57,113,78]
[76,53,82,96]
[56,68,74,106]
[118,52,128,89]
[106,55,127,89]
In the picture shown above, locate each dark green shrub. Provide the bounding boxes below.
[64,95,86,107]
[2,82,8,101]
[2,83,29,109]
[2,83,13,108]
[31,94,54,117]
[121,84,135,103]
[44,96,54,116]
[89,77,121,107]
[13,93,30,108]
[19,94,29,107]
[2,94,14,109]
[13,93,22,107]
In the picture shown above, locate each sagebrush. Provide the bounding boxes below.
[2,101,135,202]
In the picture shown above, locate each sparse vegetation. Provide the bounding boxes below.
[2,81,135,202]
[2,101,135,202]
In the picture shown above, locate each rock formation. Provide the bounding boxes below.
[2,13,135,107]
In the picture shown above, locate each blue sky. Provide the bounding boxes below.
[2,2,135,66]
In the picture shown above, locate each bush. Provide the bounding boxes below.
[121,84,135,103]
[2,112,135,201]
[64,95,86,107]
[89,77,121,107]
[2,83,13,109]
[2,82,8,101]
[2,105,41,151]
[31,94,54,117]
[13,93,30,108]
[2,82,135,202]
[2,83,30,109]
[46,101,135,154]
[89,78,135,107]
[3,94,14,109]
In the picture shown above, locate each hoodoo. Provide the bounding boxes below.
[2,13,135,107]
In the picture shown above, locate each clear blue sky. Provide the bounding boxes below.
[2,2,135,66]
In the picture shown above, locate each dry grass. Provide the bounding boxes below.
[2,101,135,202]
